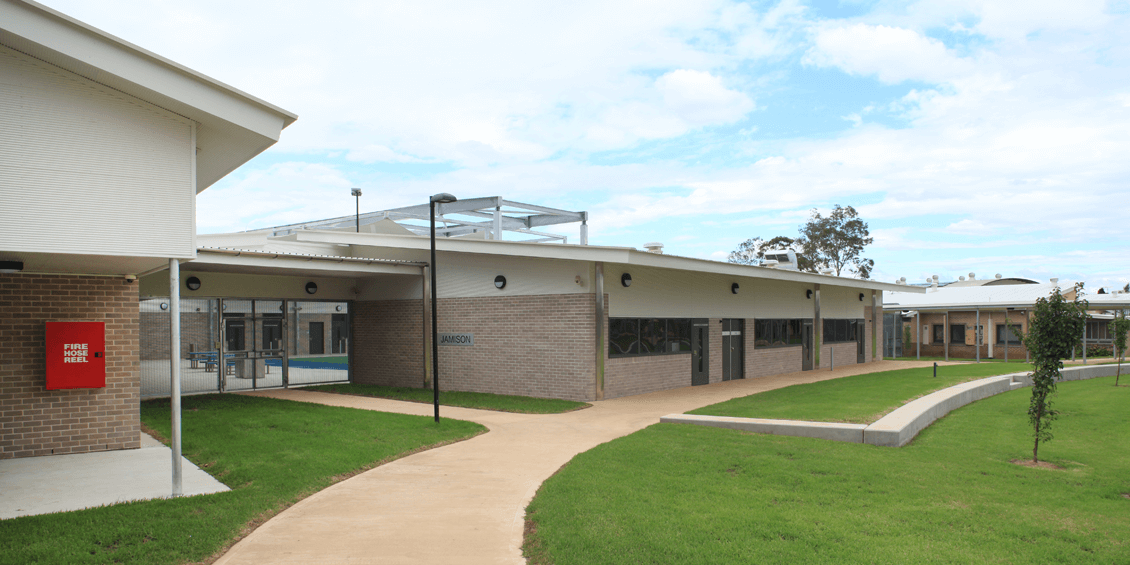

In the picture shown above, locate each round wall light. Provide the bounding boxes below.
[806,289,813,299]
[731,282,740,294]
[185,276,201,291]
[494,275,507,289]
[335,305,343,312]
[160,303,169,311]
[305,282,318,295]
[621,273,633,287]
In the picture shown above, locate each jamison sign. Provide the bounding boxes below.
[438,333,474,346]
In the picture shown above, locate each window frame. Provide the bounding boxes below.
[608,317,693,358]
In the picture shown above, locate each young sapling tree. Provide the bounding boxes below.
[1019,284,1088,463]
[1111,314,1130,386]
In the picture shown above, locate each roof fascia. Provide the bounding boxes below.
[193,249,423,276]
[288,231,920,292]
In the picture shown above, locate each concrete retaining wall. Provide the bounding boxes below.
[862,375,1013,447]
[665,364,1122,448]
[660,414,866,443]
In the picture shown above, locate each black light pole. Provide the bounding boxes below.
[430,192,457,422]
[351,188,362,232]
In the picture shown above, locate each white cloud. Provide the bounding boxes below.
[804,24,974,84]
[656,69,755,126]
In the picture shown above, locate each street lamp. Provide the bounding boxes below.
[430,192,457,422]
[351,188,362,232]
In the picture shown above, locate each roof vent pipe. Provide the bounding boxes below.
[932,275,940,282]
[995,273,1002,279]
[643,242,664,254]
[1050,277,1059,288]
[969,272,976,280]
[959,276,966,281]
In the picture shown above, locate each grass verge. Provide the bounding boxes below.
[302,383,590,414]
[884,356,1031,362]
[0,394,485,565]
[689,362,1031,423]
[525,376,1130,565]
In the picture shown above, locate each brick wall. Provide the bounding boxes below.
[355,294,597,401]
[746,345,805,378]
[605,354,689,399]
[353,299,426,388]
[708,318,723,384]
[0,273,140,459]
[437,294,596,401]
[821,342,860,368]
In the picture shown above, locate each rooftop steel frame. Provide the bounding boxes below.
[263,196,588,244]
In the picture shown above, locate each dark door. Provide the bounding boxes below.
[309,322,325,355]
[262,319,283,351]
[225,319,246,352]
[856,319,866,363]
[802,320,813,371]
[691,319,709,386]
[331,314,348,354]
[721,319,744,381]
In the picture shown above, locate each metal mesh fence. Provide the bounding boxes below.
[140,297,349,398]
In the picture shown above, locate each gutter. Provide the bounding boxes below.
[197,247,427,268]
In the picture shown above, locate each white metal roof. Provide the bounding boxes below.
[0,0,297,192]
[881,282,1130,310]
[199,228,919,293]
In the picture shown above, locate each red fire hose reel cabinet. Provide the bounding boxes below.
[46,321,106,390]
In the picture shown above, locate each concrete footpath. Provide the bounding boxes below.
[215,360,940,565]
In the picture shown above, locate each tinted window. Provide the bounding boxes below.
[609,318,691,357]
[669,319,691,352]
[640,319,666,354]
[609,319,639,355]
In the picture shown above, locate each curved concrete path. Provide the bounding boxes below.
[215,360,941,565]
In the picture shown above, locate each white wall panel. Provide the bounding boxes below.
[140,270,358,301]
[437,253,590,299]
[821,284,868,319]
[0,45,194,258]
[607,264,817,319]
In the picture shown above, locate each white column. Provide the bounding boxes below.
[169,259,182,497]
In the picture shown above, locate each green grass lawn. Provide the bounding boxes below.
[525,376,1130,565]
[303,383,591,414]
[0,394,485,565]
[690,362,1032,424]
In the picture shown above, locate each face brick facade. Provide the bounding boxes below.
[0,274,140,459]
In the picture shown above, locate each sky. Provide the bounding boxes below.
[42,0,1130,290]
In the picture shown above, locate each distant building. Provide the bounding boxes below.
[882,276,1130,361]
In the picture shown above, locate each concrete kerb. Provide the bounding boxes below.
[664,364,1123,448]
[660,414,867,443]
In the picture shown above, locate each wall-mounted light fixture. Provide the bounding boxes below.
[0,260,23,273]
[806,289,813,299]
[859,293,865,301]
[305,282,318,295]
[494,275,507,289]
[621,273,632,288]
[160,303,169,311]
[185,276,201,291]
[335,305,343,312]
[731,282,740,294]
